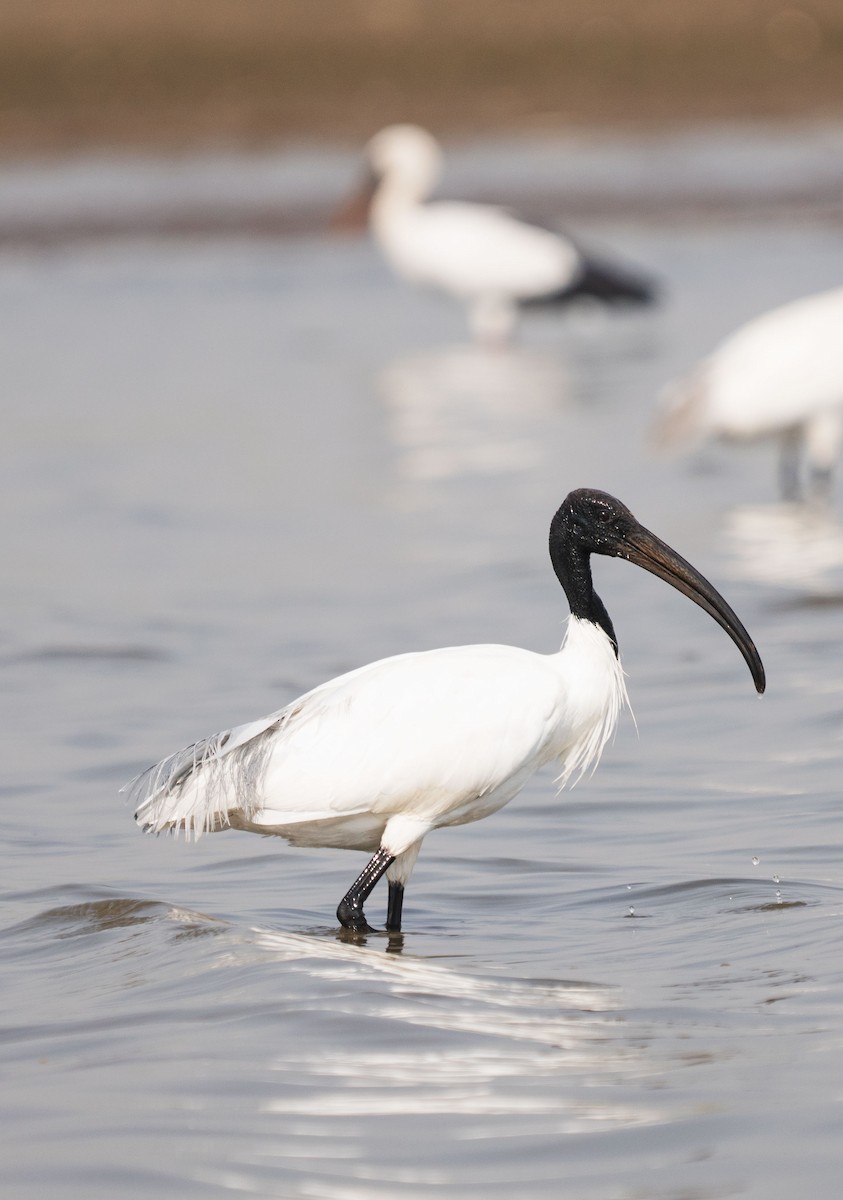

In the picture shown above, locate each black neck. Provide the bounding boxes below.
[549,523,618,654]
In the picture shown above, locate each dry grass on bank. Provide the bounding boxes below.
[1,1,842,155]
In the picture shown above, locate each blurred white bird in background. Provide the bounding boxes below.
[335,124,657,343]
[124,490,763,935]
[657,286,843,500]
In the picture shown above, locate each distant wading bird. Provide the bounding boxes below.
[125,490,764,933]
[335,124,657,343]
[658,287,843,500]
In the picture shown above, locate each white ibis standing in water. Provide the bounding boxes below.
[125,489,764,933]
[335,124,657,343]
[658,286,843,500]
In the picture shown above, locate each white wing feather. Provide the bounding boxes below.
[126,624,627,848]
[124,708,294,837]
[378,202,579,299]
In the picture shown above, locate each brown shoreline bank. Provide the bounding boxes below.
[1,0,842,158]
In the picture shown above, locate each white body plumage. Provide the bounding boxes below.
[130,618,627,886]
[373,193,580,343]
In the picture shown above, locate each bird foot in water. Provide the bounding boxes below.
[336,895,376,932]
[336,847,396,932]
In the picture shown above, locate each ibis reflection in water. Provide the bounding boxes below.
[124,490,764,934]
[378,341,569,483]
[658,286,843,500]
[722,501,843,594]
[335,124,657,343]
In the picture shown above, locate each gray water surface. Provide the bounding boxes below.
[2,131,843,1199]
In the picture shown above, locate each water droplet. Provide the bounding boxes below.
[772,874,780,884]
[626,884,632,891]
[775,890,782,904]
[628,906,635,916]
[752,856,760,866]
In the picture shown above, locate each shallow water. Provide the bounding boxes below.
[2,130,843,1199]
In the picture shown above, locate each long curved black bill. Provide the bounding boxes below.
[329,167,378,234]
[619,525,766,694]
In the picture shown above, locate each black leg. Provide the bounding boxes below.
[336,848,395,932]
[386,880,404,932]
[780,427,803,501]
[809,464,834,502]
